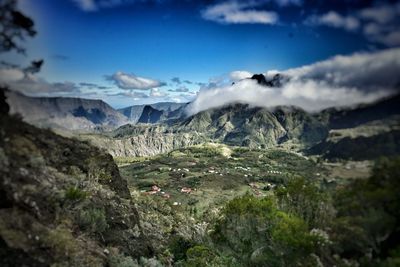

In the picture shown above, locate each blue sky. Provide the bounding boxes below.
[2,0,400,108]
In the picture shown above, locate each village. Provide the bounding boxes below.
[138,163,284,204]
[119,146,325,212]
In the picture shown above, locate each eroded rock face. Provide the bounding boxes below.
[0,97,152,266]
[87,131,205,157]
[85,103,328,157]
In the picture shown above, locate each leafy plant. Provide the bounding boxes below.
[77,208,108,234]
[64,186,87,201]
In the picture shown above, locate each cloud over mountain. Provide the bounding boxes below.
[187,48,400,115]
[0,68,81,96]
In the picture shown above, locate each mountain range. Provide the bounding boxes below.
[81,94,400,159]
[4,74,400,160]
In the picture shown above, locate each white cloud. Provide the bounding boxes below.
[359,4,400,47]
[186,48,400,115]
[230,70,253,81]
[0,68,80,96]
[106,71,165,90]
[0,68,25,83]
[306,11,360,31]
[305,3,400,47]
[201,1,278,25]
[150,88,168,97]
[359,4,399,24]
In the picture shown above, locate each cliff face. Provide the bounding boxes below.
[85,95,400,159]
[118,102,186,123]
[0,91,154,266]
[84,103,329,157]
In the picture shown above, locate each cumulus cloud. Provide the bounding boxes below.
[230,70,253,81]
[359,3,400,47]
[106,71,165,90]
[359,4,399,24]
[186,48,400,115]
[305,3,400,47]
[305,11,360,31]
[0,68,81,96]
[201,1,279,25]
[150,88,168,97]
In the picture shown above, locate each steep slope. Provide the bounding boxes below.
[118,102,186,123]
[5,90,129,131]
[320,94,400,129]
[305,94,400,160]
[83,94,400,158]
[84,103,328,157]
[0,90,155,266]
[137,105,164,124]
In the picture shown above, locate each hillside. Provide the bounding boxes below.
[5,90,129,131]
[0,88,211,266]
[80,95,400,160]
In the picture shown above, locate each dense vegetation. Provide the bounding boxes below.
[163,157,400,266]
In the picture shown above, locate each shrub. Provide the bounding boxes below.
[108,253,138,267]
[211,194,322,266]
[77,208,108,234]
[64,186,87,201]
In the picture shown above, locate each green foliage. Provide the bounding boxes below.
[77,208,108,234]
[332,157,400,264]
[108,253,138,267]
[64,186,87,201]
[169,236,197,262]
[275,177,334,228]
[211,194,323,266]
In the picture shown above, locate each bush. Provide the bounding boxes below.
[64,186,87,201]
[108,253,138,267]
[169,236,197,262]
[77,208,108,234]
[211,194,323,266]
[275,177,334,228]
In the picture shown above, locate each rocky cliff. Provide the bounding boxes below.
[84,103,329,157]
[0,88,155,266]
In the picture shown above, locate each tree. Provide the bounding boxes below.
[0,0,36,55]
[0,0,43,72]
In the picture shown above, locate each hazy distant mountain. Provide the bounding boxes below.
[5,90,129,131]
[118,102,186,123]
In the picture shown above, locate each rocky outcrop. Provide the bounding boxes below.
[118,102,186,123]
[137,105,164,124]
[86,128,205,157]
[0,90,154,266]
